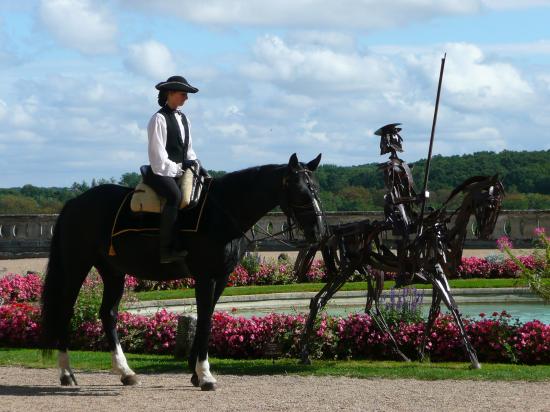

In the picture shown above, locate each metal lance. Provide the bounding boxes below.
[417,53,446,237]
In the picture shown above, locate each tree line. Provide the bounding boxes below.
[0,150,549,214]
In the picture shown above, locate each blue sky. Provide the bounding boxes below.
[1,0,549,187]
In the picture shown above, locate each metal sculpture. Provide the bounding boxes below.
[295,55,505,368]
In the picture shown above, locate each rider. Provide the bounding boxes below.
[376,123,418,233]
[146,75,199,264]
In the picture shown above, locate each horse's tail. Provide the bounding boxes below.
[40,200,71,352]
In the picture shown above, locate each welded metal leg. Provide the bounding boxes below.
[364,269,410,362]
[419,286,441,362]
[432,264,480,369]
[294,245,319,283]
[299,263,353,364]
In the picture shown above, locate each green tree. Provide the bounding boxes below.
[119,172,141,188]
[0,194,40,214]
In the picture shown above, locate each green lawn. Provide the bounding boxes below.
[1,349,548,381]
[135,278,529,301]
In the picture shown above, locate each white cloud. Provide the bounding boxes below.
[407,43,534,111]
[481,0,550,10]
[241,35,402,94]
[39,0,117,55]
[124,40,176,79]
[286,31,357,52]
[122,0,484,29]
[209,122,248,139]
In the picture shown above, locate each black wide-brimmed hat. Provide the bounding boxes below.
[155,75,199,93]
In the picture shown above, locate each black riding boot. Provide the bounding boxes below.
[160,205,187,264]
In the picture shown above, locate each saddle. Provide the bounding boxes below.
[130,161,204,213]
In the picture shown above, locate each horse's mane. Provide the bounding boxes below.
[443,175,493,206]
[213,164,283,191]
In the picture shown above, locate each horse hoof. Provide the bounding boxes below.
[190,373,200,387]
[469,362,481,370]
[200,382,217,391]
[121,375,141,386]
[60,375,77,386]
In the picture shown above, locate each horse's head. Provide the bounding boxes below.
[469,175,505,239]
[280,153,328,243]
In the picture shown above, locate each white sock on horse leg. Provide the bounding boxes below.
[58,350,74,380]
[196,355,216,384]
[111,343,136,377]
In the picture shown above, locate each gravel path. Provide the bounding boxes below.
[0,367,548,412]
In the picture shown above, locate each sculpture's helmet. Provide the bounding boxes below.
[375,123,403,155]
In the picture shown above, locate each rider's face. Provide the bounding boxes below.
[167,91,188,108]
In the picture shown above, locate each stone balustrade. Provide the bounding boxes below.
[0,210,548,258]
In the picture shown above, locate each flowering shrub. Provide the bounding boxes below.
[0,303,41,347]
[498,228,550,302]
[512,320,550,364]
[0,273,43,303]
[130,276,195,292]
[73,309,178,355]
[1,303,549,364]
[227,265,250,287]
[305,259,327,282]
[457,255,544,279]
[467,311,519,362]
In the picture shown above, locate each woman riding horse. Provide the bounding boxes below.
[146,75,202,264]
[41,153,326,391]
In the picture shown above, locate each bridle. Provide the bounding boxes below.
[280,168,329,243]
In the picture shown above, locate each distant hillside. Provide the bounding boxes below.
[1,150,549,213]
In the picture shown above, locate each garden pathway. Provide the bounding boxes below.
[0,367,548,411]
[0,255,547,411]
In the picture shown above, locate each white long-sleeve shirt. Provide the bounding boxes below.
[147,111,197,177]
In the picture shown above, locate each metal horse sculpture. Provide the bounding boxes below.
[296,125,504,368]
[40,153,326,390]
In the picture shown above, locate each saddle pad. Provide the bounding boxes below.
[130,167,196,213]
[111,179,211,244]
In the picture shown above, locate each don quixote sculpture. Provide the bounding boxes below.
[295,54,505,368]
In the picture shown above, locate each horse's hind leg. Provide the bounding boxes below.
[96,264,139,385]
[57,265,91,386]
[433,264,481,369]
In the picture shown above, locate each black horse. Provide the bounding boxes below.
[41,153,325,390]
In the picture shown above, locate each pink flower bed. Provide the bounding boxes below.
[457,255,544,279]
[0,303,41,347]
[2,303,547,364]
[0,273,43,303]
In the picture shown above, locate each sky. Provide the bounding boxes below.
[1,0,549,187]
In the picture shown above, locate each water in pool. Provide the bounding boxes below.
[231,302,549,324]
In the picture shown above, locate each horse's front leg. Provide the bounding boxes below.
[98,271,140,385]
[419,284,441,362]
[300,262,353,364]
[189,276,219,391]
[433,263,481,369]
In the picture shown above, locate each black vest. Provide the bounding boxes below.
[157,106,190,163]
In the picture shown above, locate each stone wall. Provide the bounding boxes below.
[1,210,549,258]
